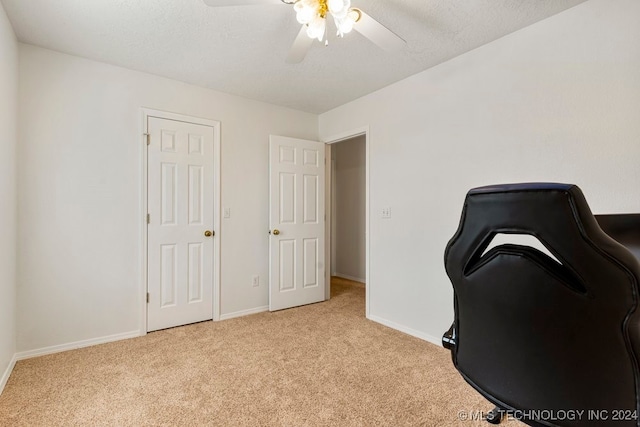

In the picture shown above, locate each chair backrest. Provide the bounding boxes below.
[445,183,640,426]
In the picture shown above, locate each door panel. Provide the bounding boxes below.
[303,238,318,287]
[148,117,215,331]
[188,242,204,302]
[269,135,326,311]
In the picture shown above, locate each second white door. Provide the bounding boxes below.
[147,116,216,332]
[269,135,326,311]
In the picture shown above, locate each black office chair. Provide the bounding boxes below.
[442,183,640,426]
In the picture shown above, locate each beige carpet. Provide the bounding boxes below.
[0,278,523,426]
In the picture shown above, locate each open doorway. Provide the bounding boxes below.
[326,132,368,315]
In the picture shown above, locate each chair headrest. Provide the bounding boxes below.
[468,182,574,196]
[446,182,639,298]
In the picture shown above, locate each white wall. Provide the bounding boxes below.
[0,1,17,389]
[331,136,366,282]
[319,0,640,343]
[17,44,317,353]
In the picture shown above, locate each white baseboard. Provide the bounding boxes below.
[14,330,142,361]
[0,354,17,395]
[220,305,269,321]
[333,273,366,284]
[367,314,442,347]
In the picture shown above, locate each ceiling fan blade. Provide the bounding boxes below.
[353,9,405,51]
[203,0,282,7]
[286,26,314,64]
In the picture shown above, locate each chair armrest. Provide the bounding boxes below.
[442,323,456,350]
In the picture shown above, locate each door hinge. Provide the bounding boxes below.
[146,293,150,303]
[147,213,150,224]
[144,133,150,146]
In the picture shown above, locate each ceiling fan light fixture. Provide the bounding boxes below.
[334,7,359,36]
[293,0,359,40]
[306,14,326,41]
[327,0,348,15]
[334,16,353,35]
[294,0,316,24]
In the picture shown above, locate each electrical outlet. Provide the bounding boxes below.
[224,207,231,219]
[252,275,260,287]
[382,207,391,219]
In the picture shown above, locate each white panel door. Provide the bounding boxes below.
[147,117,215,331]
[269,135,326,311]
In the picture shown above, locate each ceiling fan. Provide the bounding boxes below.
[202,0,406,63]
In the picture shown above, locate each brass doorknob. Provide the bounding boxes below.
[204,230,213,237]
[272,229,280,236]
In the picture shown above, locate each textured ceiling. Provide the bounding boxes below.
[2,0,587,113]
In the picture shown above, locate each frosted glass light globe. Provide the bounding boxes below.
[335,16,354,34]
[295,3,315,24]
[328,0,345,14]
[306,16,326,41]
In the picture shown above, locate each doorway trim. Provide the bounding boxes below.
[139,108,222,334]
[323,126,370,318]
